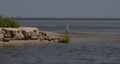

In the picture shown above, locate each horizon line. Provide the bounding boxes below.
[8,17,120,20]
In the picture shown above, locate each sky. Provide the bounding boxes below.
[0,0,120,18]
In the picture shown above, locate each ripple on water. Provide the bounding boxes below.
[0,38,120,64]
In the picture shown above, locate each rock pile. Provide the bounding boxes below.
[0,27,61,42]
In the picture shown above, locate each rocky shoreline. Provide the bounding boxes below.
[0,27,61,47]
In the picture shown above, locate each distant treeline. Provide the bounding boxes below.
[8,17,120,20]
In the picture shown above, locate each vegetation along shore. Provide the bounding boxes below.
[0,16,70,48]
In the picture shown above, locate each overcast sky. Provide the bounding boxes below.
[0,0,120,18]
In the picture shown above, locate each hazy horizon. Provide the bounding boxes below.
[0,0,120,18]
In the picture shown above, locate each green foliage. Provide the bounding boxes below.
[0,17,20,28]
[59,34,70,43]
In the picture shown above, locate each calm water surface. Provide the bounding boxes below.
[16,20,120,34]
[0,20,120,64]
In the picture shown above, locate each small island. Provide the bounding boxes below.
[0,16,68,48]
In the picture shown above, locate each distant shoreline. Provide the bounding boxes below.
[8,17,120,20]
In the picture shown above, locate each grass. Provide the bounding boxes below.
[0,16,20,28]
[59,34,70,43]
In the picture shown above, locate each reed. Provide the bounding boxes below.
[59,34,70,43]
[0,16,20,28]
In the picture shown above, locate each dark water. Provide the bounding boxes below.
[0,20,120,64]
[0,38,120,64]
[16,20,120,34]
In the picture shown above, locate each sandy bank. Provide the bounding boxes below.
[0,40,54,48]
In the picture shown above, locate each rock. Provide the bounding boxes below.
[14,31,24,40]
[0,27,61,42]
[0,31,3,41]
[20,27,40,40]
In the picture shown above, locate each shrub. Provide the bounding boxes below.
[0,17,20,28]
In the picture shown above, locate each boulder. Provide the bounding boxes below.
[20,27,40,40]
[1,27,40,40]
[0,27,61,42]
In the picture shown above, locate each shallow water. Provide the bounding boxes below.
[0,36,120,64]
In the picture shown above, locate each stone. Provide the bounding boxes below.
[0,27,60,42]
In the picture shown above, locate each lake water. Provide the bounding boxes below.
[0,20,120,64]
[16,20,120,34]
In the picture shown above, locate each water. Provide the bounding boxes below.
[16,20,120,34]
[0,20,120,64]
[0,37,120,64]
